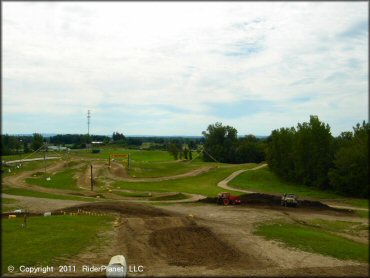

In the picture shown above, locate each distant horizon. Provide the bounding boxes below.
[4,133,269,139]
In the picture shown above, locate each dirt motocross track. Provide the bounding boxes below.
[2,160,368,277]
[50,201,367,277]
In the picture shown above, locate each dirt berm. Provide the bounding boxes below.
[200,193,352,212]
[52,201,174,217]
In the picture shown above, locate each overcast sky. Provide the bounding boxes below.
[3,2,368,136]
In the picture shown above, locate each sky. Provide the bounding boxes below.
[2,2,368,136]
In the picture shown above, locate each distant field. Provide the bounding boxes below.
[2,215,113,274]
[229,167,368,208]
[254,221,368,263]
[70,148,174,162]
[129,160,213,178]
[114,164,257,197]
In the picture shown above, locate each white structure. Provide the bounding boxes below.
[48,145,69,151]
[106,255,127,278]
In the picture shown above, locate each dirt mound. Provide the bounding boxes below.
[56,201,174,218]
[149,226,241,267]
[200,193,345,211]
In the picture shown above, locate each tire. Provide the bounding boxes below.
[223,199,230,206]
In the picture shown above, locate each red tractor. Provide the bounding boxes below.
[217,192,242,205]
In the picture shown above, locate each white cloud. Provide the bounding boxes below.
[2,2,368,135]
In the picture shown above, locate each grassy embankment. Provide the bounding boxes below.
[2,215,113,274]
[229,167,368,209]
[2,187,97,202]
[25,169,79,190]
[254,220,368,263]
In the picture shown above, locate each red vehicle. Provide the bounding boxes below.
[217,192,242,205]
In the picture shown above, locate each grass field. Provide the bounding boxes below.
[2,187,95,202]
[305,219,368,236]
[2,215,113,274]
[112,190,151,197]
[2,198,18,204]
[70,148,174,162]
[254,221,368,262]
[25,169,79,190]
[150,193,188,201]
[2,160,56,177]
[114,164,258,197]
[229,167,368,208]
[129,160,211,178]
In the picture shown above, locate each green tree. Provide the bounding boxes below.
[31,133,44,151]
[168,142,181,160]
[267,127,296,180]
[329,121,369,197]
[292,115,333,188]
[202,122,238,163]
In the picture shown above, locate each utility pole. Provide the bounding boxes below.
[87,110,91,136]
[90,164,94,191]
[44,143,47,174]
[127,154,130,175]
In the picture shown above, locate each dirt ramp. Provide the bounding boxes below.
[149,226,241,267]
[57,201,174,218]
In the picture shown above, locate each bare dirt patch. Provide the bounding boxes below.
[149,226,242,267]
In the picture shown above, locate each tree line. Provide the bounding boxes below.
[201,122,266,164]
[266,115,368,197]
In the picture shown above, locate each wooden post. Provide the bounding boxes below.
[44,150,46,174]
[91,164,94,191]
[23,213,27,228]
[127,154,130,175]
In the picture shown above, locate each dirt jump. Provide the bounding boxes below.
[44,201,368,277]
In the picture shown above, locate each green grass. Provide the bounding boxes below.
[356,210,369,218]
[305,219,368,234]
[2,187,95,202]
[1,153,47,161]
[70,148,174,162]
[2,160,56,177]
[1,198,20,213]
[25,169,79,190]
[254,221,368,262]
[150,193,188,201]
[2,215,113,274]
[229,167,368,208]
[129,160,213,178]
[340,199,369,209]
[112,190,151,197]
[114,164,258,197]
[2,198,18,204]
